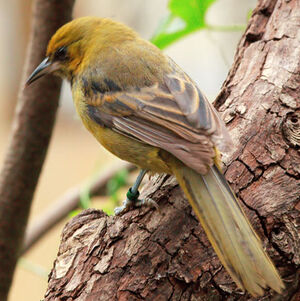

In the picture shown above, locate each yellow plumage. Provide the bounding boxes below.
[27,17,284,296]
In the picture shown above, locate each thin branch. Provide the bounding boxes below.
[22,162,134,254]
[0,1,74,299]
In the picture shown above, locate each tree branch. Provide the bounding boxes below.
[0,1,74,299]
[44,0,299,300]
[22,162,134,254]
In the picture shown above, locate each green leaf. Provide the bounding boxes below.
[79,188,91,209]
[101,204,115,216]
[78,166,103,210]
[169,0,214,26]
[151,0,216,49]
[247,9,253,21]
[107,169,128,204]
[68,209,82,218]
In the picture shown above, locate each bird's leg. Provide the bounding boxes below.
[114,169,158,215]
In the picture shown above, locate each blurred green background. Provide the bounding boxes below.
[0,0,255,300]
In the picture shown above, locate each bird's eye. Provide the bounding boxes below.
[54,46,68,61]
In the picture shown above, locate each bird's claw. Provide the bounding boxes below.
[135,198,159,210]
[114,198,133,215]
[114,195,159,215]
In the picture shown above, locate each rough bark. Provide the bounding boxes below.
[45,0,299,300]
[0,1,74,300]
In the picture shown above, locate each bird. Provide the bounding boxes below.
[26,16,284,296]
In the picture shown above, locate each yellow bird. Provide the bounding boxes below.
[27,17,284,296]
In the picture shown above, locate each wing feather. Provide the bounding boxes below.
[113,116,215,174]
[85,58,231,174]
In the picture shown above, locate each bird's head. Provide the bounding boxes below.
[26,16,137,85]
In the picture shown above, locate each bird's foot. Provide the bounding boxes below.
[114,187,158,215]
[134,197,159,210]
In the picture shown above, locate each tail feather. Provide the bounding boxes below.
[173,164,284,296]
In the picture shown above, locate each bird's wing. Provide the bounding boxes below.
[85,67,231,174]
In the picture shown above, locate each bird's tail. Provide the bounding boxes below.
[172,164,284,296]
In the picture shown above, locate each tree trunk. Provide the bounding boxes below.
[44,0,299,300]
[0,1,74,300]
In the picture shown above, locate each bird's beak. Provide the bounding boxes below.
[26,57,56,86]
